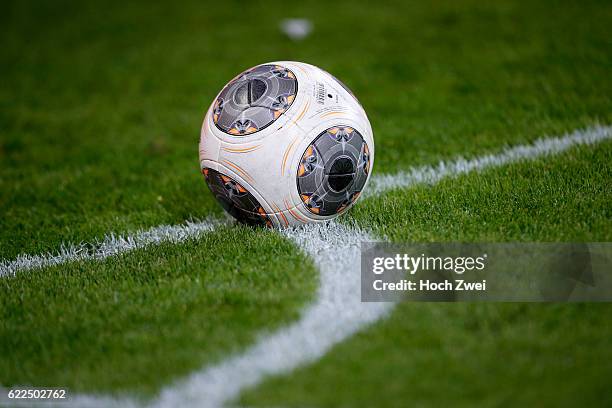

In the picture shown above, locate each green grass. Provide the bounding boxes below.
[350,142,612,242]
[239,143,612,408]
[241,303,612,408]
[0,226,316,396]
[1,0,611,259]
[0,0,611,404]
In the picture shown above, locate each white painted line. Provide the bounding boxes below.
[151,222,392,407]
[366,124,612,197]
[0,222,389,408]
[0,124,611,408]
[0,219,224,278]
[16,223,388,408]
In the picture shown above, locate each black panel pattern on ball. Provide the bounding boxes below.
[202,168,272,227]
[297,126,371,216]
[212,64,297,136]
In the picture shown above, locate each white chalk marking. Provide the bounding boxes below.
[0,219,224,278]
[151,222,392,407]
[366,124,612,197]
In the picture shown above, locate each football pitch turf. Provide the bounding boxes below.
[1,0,611,406]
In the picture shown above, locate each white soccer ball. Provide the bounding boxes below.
[199,61,374,227]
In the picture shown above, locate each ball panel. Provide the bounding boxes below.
[213,64,298,136]
[202,164,311,227]
[280,62,373,153]
[199,105,221,164]
[297,126,371,216]
[202,168,273,227]
[200,61,375,227]
[215,117,306,211]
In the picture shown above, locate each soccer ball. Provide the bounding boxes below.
[199,61,374,227]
